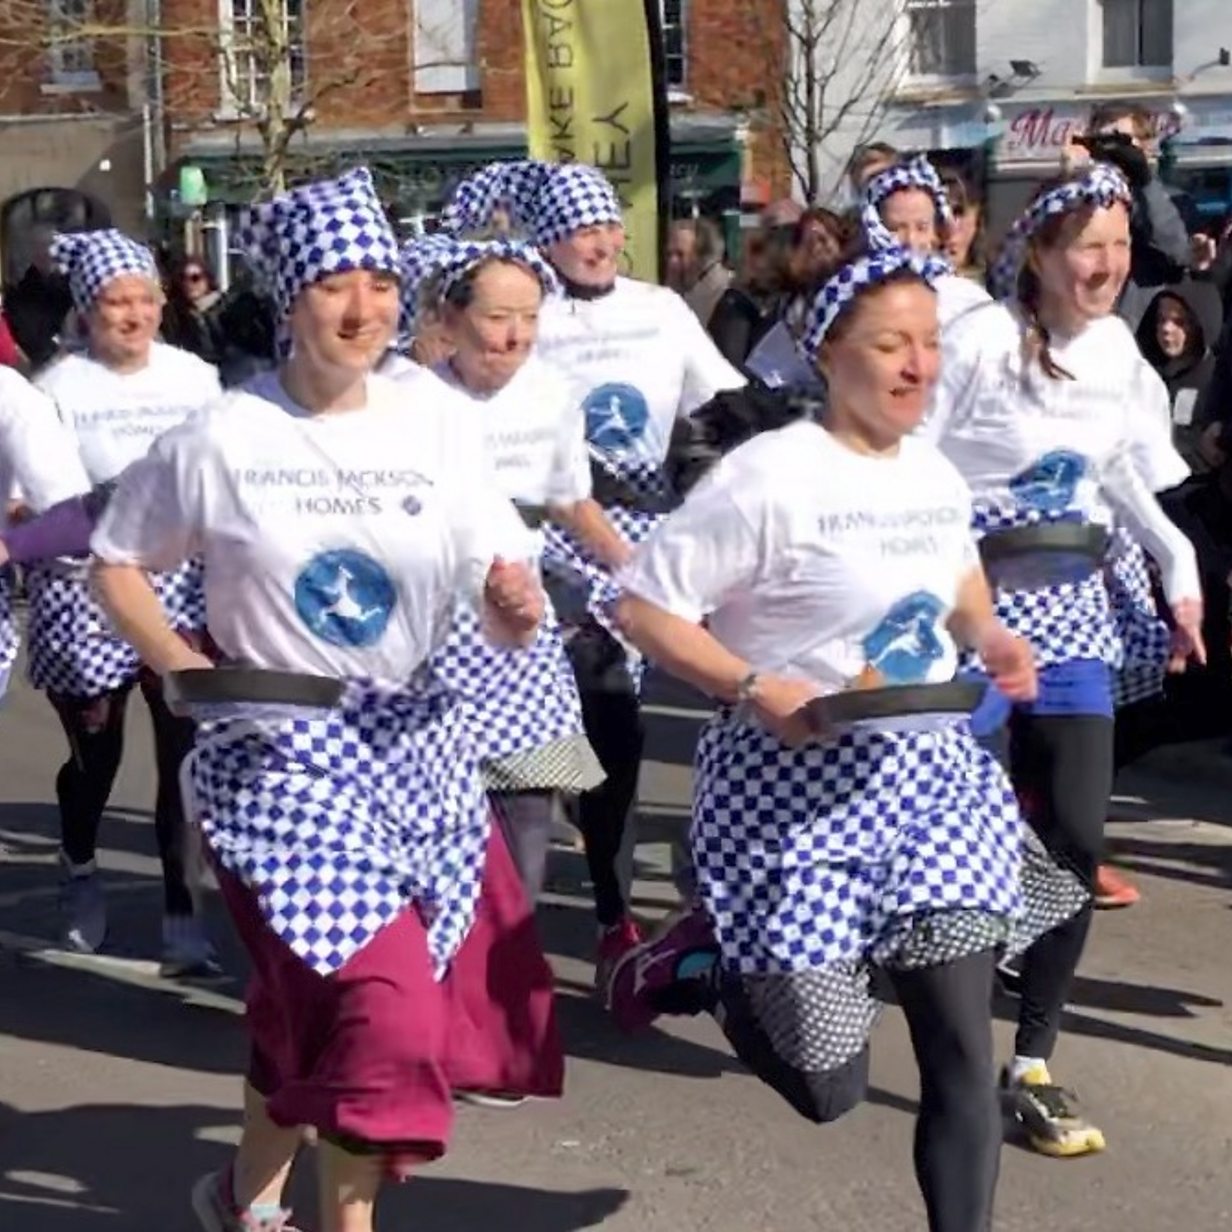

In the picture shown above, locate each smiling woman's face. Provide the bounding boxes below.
[290,268,400,373]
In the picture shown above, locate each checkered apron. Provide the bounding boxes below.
[693,712,1022,977]
[540,454,671,685]
[190,677,490,980]
[430,602,597,789]
[0,572,16,677]
[690,711,1087,1087]
[968,502,1117,671]
[1106,528,1170,708]
[26,558,206,697]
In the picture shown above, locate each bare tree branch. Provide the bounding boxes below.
[0,0,484,199]
[757,0,916,201]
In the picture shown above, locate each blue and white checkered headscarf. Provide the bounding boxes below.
[987,164,1132,300]
[50,229,160,315]
[861,155,954,254]
[399,232,463,337]
[798,245,951,363]
[238,167,400,317]
[398,235,560,340]
[440,159,623,248]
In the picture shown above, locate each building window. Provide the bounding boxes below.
[660,0,687,93]
[414,0,479,95]
[906,0,976,78]
[47,0,98,86]
[1103,0,1173,68]
[219,0,307,114]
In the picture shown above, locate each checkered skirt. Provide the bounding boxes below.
[26,558,205,697]
[971,502,1117,670]
[430,603,598,788]
[1106,529,1170,708]
[0,572,16,675]
[191,679,490,980]
[692,713,1022,976]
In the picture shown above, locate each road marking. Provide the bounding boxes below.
[642,703,710,721]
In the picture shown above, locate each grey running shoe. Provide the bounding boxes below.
[160,914,225,982]
[191,1171,299,1231]
[59,868,106,954]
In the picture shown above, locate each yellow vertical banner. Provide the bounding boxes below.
[521,0,666,283]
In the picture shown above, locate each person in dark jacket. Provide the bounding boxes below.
[1135,280,1224,473]
[3,226,73,372]
[1066,104,1195,330]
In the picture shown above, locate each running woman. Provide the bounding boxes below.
[392,234,608,904]
[441,158,745,981]
[607,241,1033,1232]
[926,164,1204,1155]
[91,167,561,1232]
[0,367,91,697]
[30,229,221,974]
[861,154,991,329]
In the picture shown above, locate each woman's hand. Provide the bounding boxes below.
[974,622,1038,702]
[1169,598,1206,671]
[483,556,544,643]
[747,674,822,748]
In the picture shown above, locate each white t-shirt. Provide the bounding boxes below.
[536,277,745,469]
[37,342,222,484]
[394,354,590,509]
[936,274,991,331]
[925,304,1200,603]
[378,351,422,380]
[621,419,977,695]
[92,370,533,687]
[0,367,91,524]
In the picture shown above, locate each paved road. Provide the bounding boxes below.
[2,671,1232,1231]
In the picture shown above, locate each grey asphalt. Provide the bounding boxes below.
[1,669,1231,1231]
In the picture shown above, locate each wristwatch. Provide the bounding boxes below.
[736,670,760,703]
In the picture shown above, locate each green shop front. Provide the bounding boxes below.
[169,117,746,286]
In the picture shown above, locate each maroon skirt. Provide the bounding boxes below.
[216,819,563,1160]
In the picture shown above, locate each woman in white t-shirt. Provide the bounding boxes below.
[441,159,746,982]
[0,368,92,694]
[91,168,561,1232]
[392,234,609,905]
[603,242,1036,1232]
[29,229,221,975]
[924,165,1204,1156]
[862,155,991,330]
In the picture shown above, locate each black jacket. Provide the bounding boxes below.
[665,381,815,497]
[1136,280,1223,473]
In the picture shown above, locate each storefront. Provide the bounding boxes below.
[167,115,747,284]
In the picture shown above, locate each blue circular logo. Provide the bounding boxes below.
[293,549,396,649]
[1009,450,1087,516]
[583,382,650,451]
[862,591,945,686]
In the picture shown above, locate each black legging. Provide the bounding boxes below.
[52,673,197,916]
[565,624,645,927]
[1003,713,1112,1059]
[895,951,1002,1232]
[722,949,1001,1232]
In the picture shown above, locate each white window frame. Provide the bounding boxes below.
[901,0,978,87]
[46,0,100,90]
[413,0,479,95]
[217,0,307,119]
[1098,0,1174,79]
[660,0,689,102]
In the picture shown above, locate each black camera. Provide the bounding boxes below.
[1074,131,1151,189]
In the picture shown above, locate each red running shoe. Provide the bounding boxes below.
[594,916,643,994]
[1094,864,1140,909]
[606,903,719,1033]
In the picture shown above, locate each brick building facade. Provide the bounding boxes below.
[0,1,791,282]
